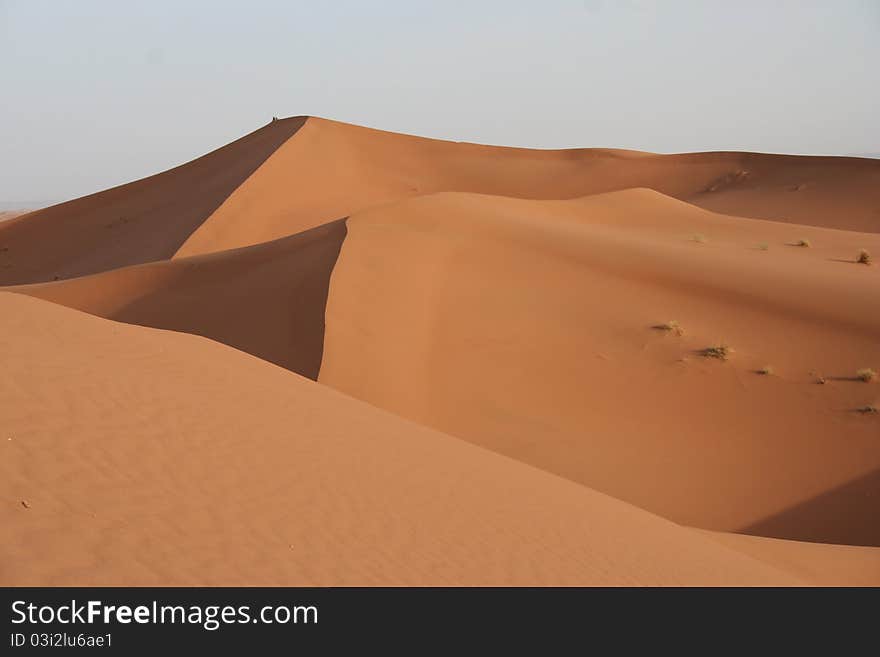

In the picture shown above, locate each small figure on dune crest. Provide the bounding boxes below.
[702,344,733,361]
[856,368,877,383]
[653,320,684,336]
[857,249,872,266]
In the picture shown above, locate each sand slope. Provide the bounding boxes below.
[0,118,305,285]
[10,220,345,380]
[176,118,880,257]
[319,189,880,544]
[701,531,880,586]
[0,210,30,223]
[0,292,808,586]
[4,117,877,287]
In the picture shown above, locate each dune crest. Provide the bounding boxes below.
[4,116,878,287]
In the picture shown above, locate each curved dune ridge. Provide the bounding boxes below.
[11,219,346,379]
[3,116,880,585]
[2,116,879,286]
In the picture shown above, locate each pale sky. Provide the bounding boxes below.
[1,0,878,204]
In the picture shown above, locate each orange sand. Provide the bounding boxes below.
[2,117,879,585]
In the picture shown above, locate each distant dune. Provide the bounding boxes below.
[0,210,30,223]
[2,117,878,285]
[2,117,879,585]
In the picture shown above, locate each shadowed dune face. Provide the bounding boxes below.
[691,154,880,233]
[741,468,880,547]
[10,219,346,380]
[320,190,880,543]
[0,117,306,285]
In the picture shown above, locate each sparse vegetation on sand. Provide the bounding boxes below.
[692,234,707,244]
[757,366,774,376]
[757,242,769,251]
[856,404,878,415]
[702,344,733,360]
[857,249,872,265]
[794,239,811,248]
[856,368,877,383]
[654,320,684,336]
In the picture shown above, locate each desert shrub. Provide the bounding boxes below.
[702,344,733,360]
[655,320,684,336]
[856,368,877,383]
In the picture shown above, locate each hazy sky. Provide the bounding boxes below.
[1,0,878,203]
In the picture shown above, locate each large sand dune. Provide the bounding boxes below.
[2,117,879,585]
[1,292,815,586]
[319,189,880,544]
[0,118,306,285]
[2,117,878,286]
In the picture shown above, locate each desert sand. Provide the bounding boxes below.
[2,117,879,585]
[0,210,30,223]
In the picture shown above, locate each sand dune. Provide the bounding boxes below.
[177,119,880,257]
[701,531,880,586]
[0,210,30,223]
[1,292,810,586]
[3,117,878,286]
[15,187,878,546]
[319,189,880,544]
[0,118,305,285]
[10,220,345,379]
[3,117,879,585]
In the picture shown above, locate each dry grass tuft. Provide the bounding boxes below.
[857,249,872,265]
[654,320,684,336]
[856,368,877,383]
[702,344,733,361]
[757,366,774,376]
[856,404,878,415]
[794,239,811,248]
